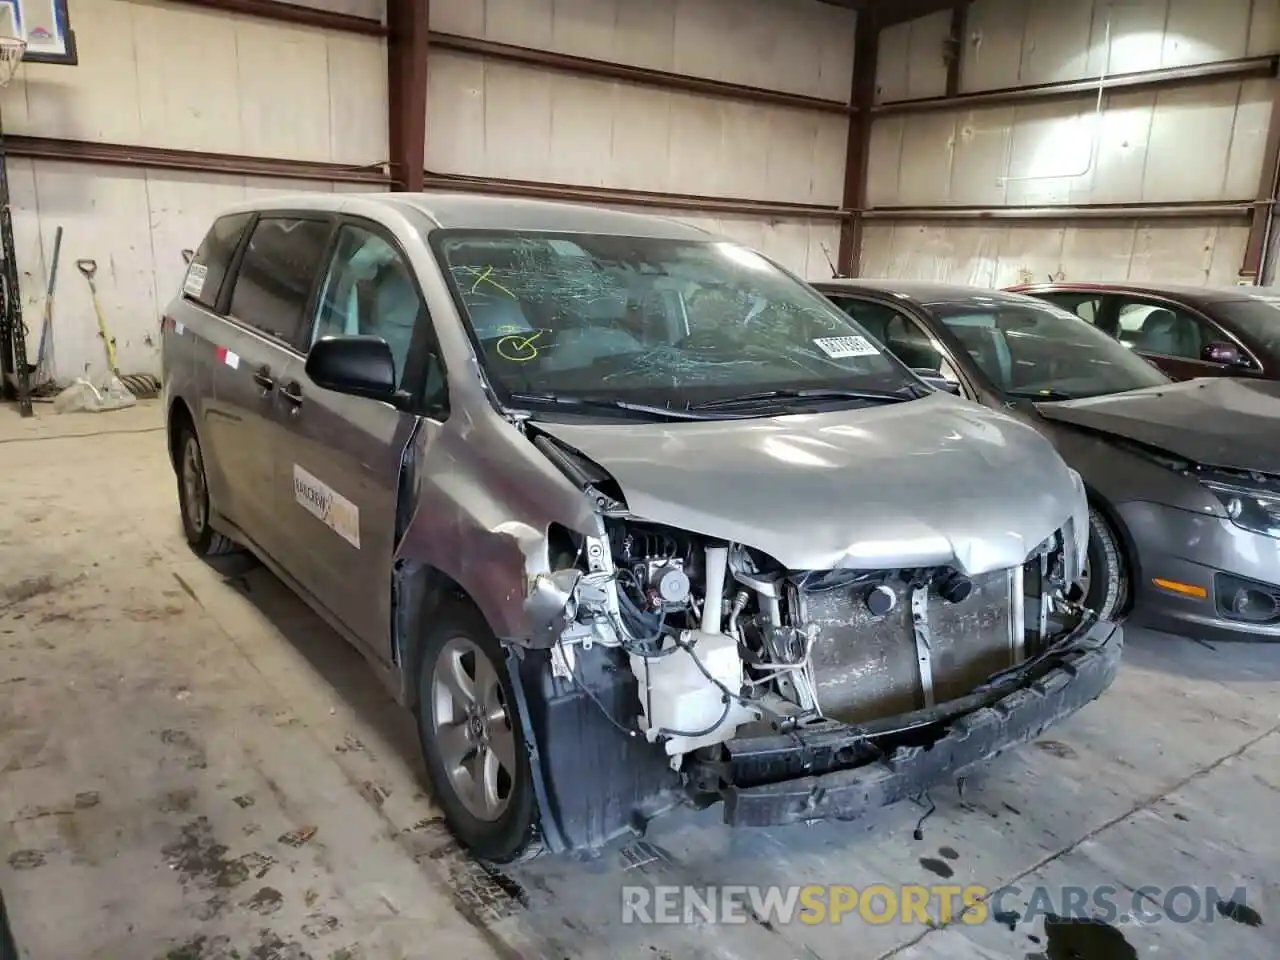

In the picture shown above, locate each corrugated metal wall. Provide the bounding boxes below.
[10,0,1275,383]
[425,0,854,276]
[861,0,1280,287]
[0,0,387,383]
[3,0,856,385]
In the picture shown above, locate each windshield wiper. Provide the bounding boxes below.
[1006,388,1077,401]
[689,386,921,411]
[507,392,727,421]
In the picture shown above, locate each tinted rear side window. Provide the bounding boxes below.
[1035,292,1103,324]
[229,216,333,349]
[185,213,252,310]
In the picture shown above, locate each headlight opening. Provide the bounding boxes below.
[1202,479,1280,540]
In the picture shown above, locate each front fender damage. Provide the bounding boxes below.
[525,568,583,644]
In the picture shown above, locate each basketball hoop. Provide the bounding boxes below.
[0,36,26,88]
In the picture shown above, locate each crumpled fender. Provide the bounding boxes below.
[394,419,601,647]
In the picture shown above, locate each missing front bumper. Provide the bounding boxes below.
[701,617,1123,828]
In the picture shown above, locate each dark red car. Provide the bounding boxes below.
[1005,281,1280,382]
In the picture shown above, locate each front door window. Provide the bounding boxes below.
[312,225,423,388]
[1114,299,1217,360]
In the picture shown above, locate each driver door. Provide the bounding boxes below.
[274,218,448,663]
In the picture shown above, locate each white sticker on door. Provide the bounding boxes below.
[293,464,361,549]
[183,262,207,298]
[813,336,880,359]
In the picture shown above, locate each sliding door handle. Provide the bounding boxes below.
[280,381,304,412]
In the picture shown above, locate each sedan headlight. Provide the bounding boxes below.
[1202,479,1280,540]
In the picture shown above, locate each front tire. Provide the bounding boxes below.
[416,602,541,863]
[1074,507,1128,622]
[175,422,239,557]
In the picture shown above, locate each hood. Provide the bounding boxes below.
[533,392,1085,576]
[1034,378,1280,474]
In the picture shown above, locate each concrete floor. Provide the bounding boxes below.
[1,402,1279,960]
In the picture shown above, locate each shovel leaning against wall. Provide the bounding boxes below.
[51,258,137,413]
[76,258,120,376]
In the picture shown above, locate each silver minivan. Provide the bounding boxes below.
[162,193,1122,862]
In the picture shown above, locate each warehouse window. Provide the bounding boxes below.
[228,217,334,350]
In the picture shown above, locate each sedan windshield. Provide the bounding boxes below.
[929,297,1169,399]
[1217,297,1280,357]
[432,231,917,407]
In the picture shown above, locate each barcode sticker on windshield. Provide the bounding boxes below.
[813,336,879,359]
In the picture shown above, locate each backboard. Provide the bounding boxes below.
[0,0,75,65]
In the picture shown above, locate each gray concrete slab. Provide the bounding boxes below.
[1,402,1278,959]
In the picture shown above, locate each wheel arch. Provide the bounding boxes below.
[166,395,195,473]
[393,560,474,709]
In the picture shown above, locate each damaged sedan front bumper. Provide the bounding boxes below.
[690,615,1122,828]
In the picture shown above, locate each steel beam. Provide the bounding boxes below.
[167,0,384,36]
[863,202,1253,222]
[836,11,879,277]
[387,0,429,192]
[877,55,1277,117]
[1241,77,1280,280]
[2,134,844,220]
[945,2,967,98]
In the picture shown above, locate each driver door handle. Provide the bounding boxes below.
[253,366,275,392]
[280,381,304,411]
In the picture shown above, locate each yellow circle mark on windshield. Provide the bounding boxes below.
[497,331,543,362]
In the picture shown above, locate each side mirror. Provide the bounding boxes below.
[1201,341,1249,367]
[912,368,961,394]
[306,335,399,403]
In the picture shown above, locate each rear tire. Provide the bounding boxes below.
[1075,507,1128,622]
[175,422,239,557]
[415,601,541,863]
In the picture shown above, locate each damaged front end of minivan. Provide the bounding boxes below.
[494,420,1123,855]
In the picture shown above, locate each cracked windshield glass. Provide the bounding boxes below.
[434,232,918,408]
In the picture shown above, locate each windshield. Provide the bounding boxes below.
[929,297,1169,399]
[1217,297,1280,356]
[431,231,916,406]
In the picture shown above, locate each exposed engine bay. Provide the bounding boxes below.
[507,424,1115,854]
[547,510,1087,766]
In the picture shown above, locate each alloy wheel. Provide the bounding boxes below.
[430,636,517,821]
